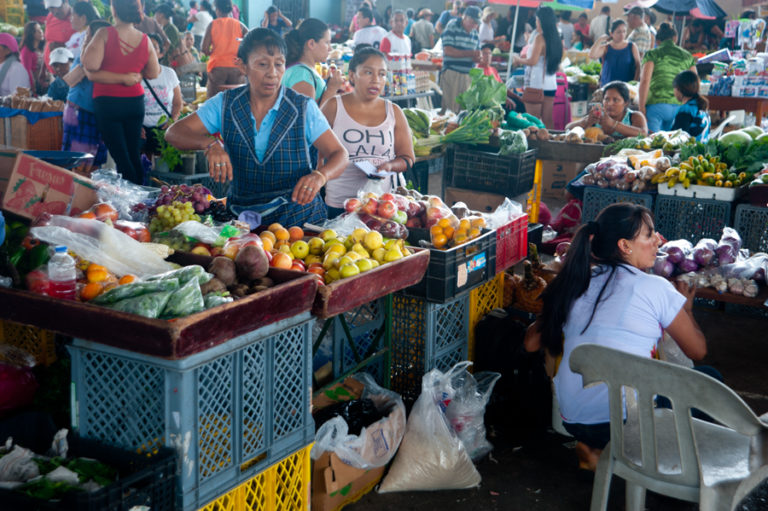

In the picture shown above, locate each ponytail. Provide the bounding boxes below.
[695,93,709,111]
[538,204,654,356]
[284,18,329,66]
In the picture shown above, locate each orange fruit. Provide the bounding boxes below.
[259,230,277,244]
[274,227,290,242]
[80,282,103,301]
[454,233,468,245]
[79,211,97,220]
[271,252,293,269]
[260,237,274,252]
[288,226,304,241]
[267,223,284,233]
[119,275,136,285]
[86,263,109,283]
[470,217,486,229]
[459,219,471,231]
[432,234,448,249]
[430,225,443,238]
[443,226,455,240]
[468,227,481,239]
[437,218,452,229]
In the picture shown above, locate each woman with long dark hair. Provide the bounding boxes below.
[83,0,161,185]
[524,203,707,470]
[589,19,641,86]
[20,21,49,95]
[671,70,710,141]
[66,1,100,59]
[282,18,344,106]
[512,6,563,128]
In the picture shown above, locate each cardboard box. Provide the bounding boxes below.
[0,149,98,220]
[0,115,63,151]
[539,160,584,200]
[444,187,509,213]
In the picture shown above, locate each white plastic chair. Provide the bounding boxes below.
[569,344,768,511]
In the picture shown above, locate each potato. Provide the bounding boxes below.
[200,277,227,295]
[254,277,274,288]
[537,129,549,141]
[208,257,237,286]
[229,283,249,298]
[235,245,269,282]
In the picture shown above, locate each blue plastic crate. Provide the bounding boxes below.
[390,293,470,403]
[581,187,655,224]
[150,170,231,199]
[734,204,768,253]
[654,195,732,243]
[69,313,314,511]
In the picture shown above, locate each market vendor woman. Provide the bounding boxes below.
[165,29,348,227]
[566,81,647,139]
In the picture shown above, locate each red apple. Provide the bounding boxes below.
[379,193,396,202]
[210,247,223,257]
[393,195,409,211]
[405,217,423,228]
[344,197,362,213]
[361,198,379,216]
[378,200,396,219]
[291,260,306,272]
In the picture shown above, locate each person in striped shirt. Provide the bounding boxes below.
[439,5,481,113]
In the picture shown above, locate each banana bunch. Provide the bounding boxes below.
[651,155,743,188]
[404,108,431,139]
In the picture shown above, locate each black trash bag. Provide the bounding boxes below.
[313,398,384,436]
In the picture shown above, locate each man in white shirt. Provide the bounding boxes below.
[353,6,388,49]
[589,6,611,43]
[380,10,412,56]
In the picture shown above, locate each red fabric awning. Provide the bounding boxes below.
[488,0,542,8]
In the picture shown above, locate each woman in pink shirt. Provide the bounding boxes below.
[20,21,49,95]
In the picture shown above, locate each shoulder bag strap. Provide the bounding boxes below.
[0,56,17,87]
[143,77,173,121]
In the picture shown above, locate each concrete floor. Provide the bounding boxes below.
[348,299,768,511]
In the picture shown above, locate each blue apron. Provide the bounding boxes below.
[220,85,327,227]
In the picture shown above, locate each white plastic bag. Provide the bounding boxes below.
[311,373,406,470]
[378,362,482,493]
[445,369,501,460]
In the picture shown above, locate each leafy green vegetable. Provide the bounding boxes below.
[499,130,528,155]
[602,135,644,156]
[579,61,602,76]
[456,68,507,111]
[440,109,493,145]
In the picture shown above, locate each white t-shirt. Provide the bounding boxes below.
[191,10,213,37]
[0,58,31,96]
[66,30,87,60]
[553,264,686,425]
[353,26,388,49]
[380,31,412,56]
[142,65,180,128]
[479,21,494,44]
[558,21,574,49]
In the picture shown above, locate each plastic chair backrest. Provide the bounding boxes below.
[569,344,765,488]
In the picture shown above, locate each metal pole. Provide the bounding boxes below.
[679,13,687,46]
[507,0,523,78]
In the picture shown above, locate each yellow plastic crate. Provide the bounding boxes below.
[0,0,25,26]
[198,443,311,511]
[0,320,56,366]
[468,273,504,363]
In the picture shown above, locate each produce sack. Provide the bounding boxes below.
[161,278,205,318]
[311,373,406,470]
[378,362,482,492]
[30,216,174,278]
[445,368,501,460]
[104,290,174,319]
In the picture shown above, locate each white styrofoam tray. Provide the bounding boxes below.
[657,182,747,202]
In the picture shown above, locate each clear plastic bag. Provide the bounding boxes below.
[445,369,501,460]
[91,168,158,222]
[161,278,205,319]
[311,373,406,470]
[484,197,524,230]
[30,216,174,278]
[378,362,482,493]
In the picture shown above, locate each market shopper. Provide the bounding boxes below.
[626,6,652,56]
[573,12,592,49]
[321,47,415,219]
[202,0,248,98]
[353,6,387,49]
[66,1,100,60]
[142,34,182,154]
[589,19,641,86]
[439,5,481,114]
[638,22,696,132]
[409,8,436,52]
[20,21,49,95]
[436,0,463,35]
[513,6,562,129]
[165,29,349,227]
[188,0,213,49]
[525,203,707,470]
[558,11,575,50]
[261,6,293,37]
[671,70,710,141]
[43,0,75,73]
[380,10,412,57]
[61,19,110,172]
[283,18,344,106]
[46,47,73,101]
[83,0,161,185]
[588,5,611,43]
[154,3,193,70]
[0,33,32,96]
[566,80,647,138]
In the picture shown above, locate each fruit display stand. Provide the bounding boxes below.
[0,268,317,358]
[69,313,315,511]
[581,187,656,223]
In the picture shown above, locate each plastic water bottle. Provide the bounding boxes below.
[48,246,76,300]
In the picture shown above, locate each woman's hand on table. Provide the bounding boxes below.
[675,280,697,313]
[206,142,233,183]
[291,171,326,205]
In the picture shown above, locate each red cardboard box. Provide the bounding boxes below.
[0,149,98,220]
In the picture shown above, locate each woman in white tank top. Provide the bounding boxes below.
[321,47,415,217]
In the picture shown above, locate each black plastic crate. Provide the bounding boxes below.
[582,186,655,223]
[405,228,496,303]
[1,435,177,511]
[446,145,537,198]
[654,195,732,244]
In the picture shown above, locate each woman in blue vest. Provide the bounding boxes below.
[165,29,349,227]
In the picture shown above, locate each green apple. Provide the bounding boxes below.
[346,251,362,261]
[351,242,370,258]
[384,248,403,262]
[326,267,341,282]
[335,255,354,269]
[308,237,324,255]
[372,247,386,262]
[322,254,339,270]
[369,258,380,268]
[290,240,309,259]
[340,263,361,278]
[364,231,384,251]
[356,258,374,272]
[351,227,368,243]
[320,229,337,242]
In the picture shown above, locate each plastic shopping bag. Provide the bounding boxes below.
[378,362,482,492]
[311,373,406,470]
[445,368,501,460]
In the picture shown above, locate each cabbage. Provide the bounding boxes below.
[719,130,753,147]
[499,130,528,155]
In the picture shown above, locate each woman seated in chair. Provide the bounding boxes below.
[524,203,707,470]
